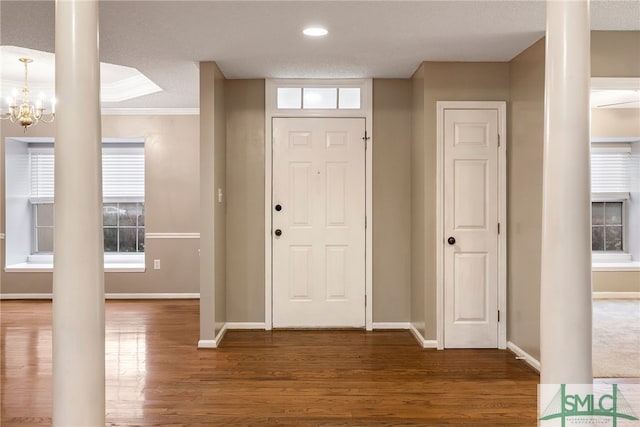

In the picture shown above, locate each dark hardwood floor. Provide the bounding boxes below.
[1,300,541,426]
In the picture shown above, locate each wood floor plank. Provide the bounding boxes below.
[1,300,543,426]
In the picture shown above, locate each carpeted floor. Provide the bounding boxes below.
[593,299,640,378]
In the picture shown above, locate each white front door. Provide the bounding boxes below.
[443,109,499,348]
[272,117,366,328]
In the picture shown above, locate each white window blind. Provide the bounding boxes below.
[591,147,631,194]
[102,147,145,201]
[29,145,145,203]
[30,149,54,200]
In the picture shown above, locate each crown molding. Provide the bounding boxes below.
[101,74,162,103]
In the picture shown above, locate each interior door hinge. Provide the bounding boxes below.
[498,310,500,322]
[498,134,501,147]
[363,131,370,150]
[365,216,367,229]
[498,223,501,235]
[365,295,367,307]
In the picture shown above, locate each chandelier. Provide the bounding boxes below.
[2,58,55,131]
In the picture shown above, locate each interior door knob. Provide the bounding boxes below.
[447,236,456,245]
[274,229,282,237]
[275,204,282,212]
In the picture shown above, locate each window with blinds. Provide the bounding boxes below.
[591,144,632,254]
[29,145,145,203]
[28,143,145,254]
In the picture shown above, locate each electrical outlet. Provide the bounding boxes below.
[153,259,161,270]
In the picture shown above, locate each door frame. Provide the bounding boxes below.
[265,79,373,330]
[435,101,507,350]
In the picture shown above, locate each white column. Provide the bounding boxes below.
[540,0,592,384]
[53,0,104,425]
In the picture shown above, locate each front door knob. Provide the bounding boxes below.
[447,236,456,245]
[274,229,282,237]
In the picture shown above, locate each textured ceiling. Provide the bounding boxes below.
[1,0,639,109]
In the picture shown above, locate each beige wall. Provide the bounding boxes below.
[199,62,226,341]
[592,109,640,138]
[372,80,412,322]
[1,115,200,294]
[593,271,640,293]
[592,31,640,78]
[508,38,545,361]
[225,80,266,322]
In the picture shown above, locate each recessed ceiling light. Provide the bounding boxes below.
[303,27,328,37]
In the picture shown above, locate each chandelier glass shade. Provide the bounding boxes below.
[2,58,55,131]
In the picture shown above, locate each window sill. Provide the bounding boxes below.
[5,262,146,273]
[592,261,640,272]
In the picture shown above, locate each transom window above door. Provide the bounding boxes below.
[276,87,361,110]
[268,79,370,117]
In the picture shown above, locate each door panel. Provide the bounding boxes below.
[326,246,347,299]
[273,117,366,328]
[290,246,312,299]
[444,109,499,348]
[453,159,488,229]
[326,163,348,225]
[453,252,488,321]
[290,163,311,225]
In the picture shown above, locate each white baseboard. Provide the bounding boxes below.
[197,339,217,348]
[226,322,267,330]
[198,324,228,349]
[216,322,417,332]
[1,293,200,300]
[593,292,640,300]
[507,341,541,372]
[372,322,411,329]
[409,324,437,349]
[0,293,52,299]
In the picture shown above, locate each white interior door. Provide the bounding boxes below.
[443,109,499,348]
[272,117,366,328]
